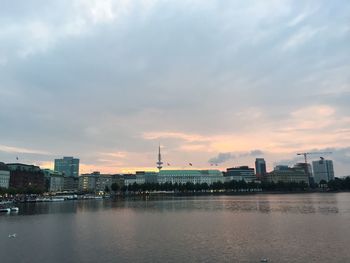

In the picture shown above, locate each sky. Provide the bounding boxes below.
[0,0,349,176]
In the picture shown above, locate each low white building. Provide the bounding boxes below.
[43,169,64,192]
[157,170,224,185]
[124,170,224,186]
[124,171,158,186]
[0,162,10,189]
[265,165,309,185]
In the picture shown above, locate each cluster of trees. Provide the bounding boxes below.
[112,180,309,193]
[114,181,260,193]
[327,177,350,191]
[3,178,349,196]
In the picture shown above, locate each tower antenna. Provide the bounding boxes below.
[157,143,163,171]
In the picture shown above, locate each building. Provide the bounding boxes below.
[125,147,224,186]
[157,170,224,185]
[265,165,309,185]
[42,169,64,192]
[294,163,313,175]
[63,176,79,192]
[294,162,314,185]
[225,166,256,182]
[111,174,125,190]
[312,158,334,184]
[79,172,99,192]
[124,170,224,186]
[7,163,45,191]
[77,172,125,192]
[95,174,114,192]
[124,171,158,186]
[255,158,266,177]
[54,157,79,177]
[0,162,10,189]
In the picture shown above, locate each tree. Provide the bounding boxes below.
[319,180,327,190]
[200,183,209,192]
[121,185,127,192]
[111,183,120,192]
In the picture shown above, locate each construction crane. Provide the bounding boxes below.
[296,152,332,165]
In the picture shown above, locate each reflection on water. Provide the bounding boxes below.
[1,193,350,263]
[13,193,345,215]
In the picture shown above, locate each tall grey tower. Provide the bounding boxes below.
[312,158,334,184]
[255,158,266,177]
[156,145,163,171]
[54,157,79,177]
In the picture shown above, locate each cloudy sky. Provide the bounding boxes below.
[0,0,349,175]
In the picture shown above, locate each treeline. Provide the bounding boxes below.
[116,180,309,193]
[2,178,349,195]
[327,177,350,191]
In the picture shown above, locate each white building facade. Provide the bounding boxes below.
[43,169,64,192]
[157,170,224,185]
[124,170,224,186]
[0,170,10,189]
[265,165,309,185]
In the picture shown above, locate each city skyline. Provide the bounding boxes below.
[0,1,349,175]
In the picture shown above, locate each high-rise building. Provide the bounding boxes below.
[255,158,266,177]
[312,158,334,184]
[54,157,79,177]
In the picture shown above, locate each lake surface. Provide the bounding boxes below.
[1,193,350,263]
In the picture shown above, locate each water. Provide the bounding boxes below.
[1,193,350,263]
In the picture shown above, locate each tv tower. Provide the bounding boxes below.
[157,144,163,171]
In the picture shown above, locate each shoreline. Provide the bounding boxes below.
[2,190,349,204]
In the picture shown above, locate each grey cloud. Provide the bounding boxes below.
[245,150,264,157]
[208,150,264,164]
[208,153,236,164]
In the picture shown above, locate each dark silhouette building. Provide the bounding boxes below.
[7,163,45,191]
[255,158,267,177]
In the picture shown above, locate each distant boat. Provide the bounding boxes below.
[35,197,51,202]
[10,207,19,212]
[50,198,64,202]
[260,259,268,262]
[8,233,17,238]
[0,207,10,213]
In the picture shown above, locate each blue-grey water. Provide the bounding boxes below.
[1,193,350,263]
